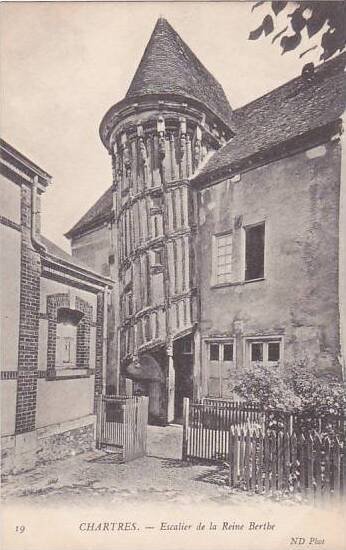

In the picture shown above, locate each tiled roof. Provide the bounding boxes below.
[126,17,233,126]
[194,53,346,183]
[65,186,113,239]
[70,54,345,238]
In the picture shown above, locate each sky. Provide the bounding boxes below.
[1,1,326,251]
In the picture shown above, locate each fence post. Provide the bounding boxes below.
[229,427,234,486]
[332,437,341,500]
[291,432,297,493]
[283,430,290,491]
[323,436,331,504]
[95,395,102,449]
[314,434,322,501]
[122,402,127,462]
[307,433,314,501]
[289,414,293,436]
[182,397,190,461]
[232,427,240,487]
[244,429,251,490]
[143,396,149,454]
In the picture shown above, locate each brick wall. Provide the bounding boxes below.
[46,293,93,376]
[94,292,104,406]
[36,422,95,465]
[75,296,92,370]
[47,293,69,376]
[15,184,41,434]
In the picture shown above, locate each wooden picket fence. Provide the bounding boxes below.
[182,398,344,463]
[202,398,264,426]
[182,398,265,462]
[202,397,344,436]
[228,427,344,499]
[96,395,149,462]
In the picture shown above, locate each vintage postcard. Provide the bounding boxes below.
[0,1,345,549]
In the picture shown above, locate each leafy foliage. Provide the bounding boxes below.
[230,359,344,435]
[249,1,346,60]
[286,360,344,417]
[231,362,301,411]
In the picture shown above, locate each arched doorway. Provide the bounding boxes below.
[125,353,165,425]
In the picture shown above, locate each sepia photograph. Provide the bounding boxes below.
[0,1,345,549]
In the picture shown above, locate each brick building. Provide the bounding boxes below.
[67,19,346,424]
[0,140,112,473]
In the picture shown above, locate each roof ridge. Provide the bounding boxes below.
[41,235,113,281]
[193,52,346,182]
[233,52,346,116]
[65,185,113,239]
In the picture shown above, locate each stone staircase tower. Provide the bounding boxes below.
[99,17,233,424]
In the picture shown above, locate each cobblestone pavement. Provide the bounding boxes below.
[0,425,301,508]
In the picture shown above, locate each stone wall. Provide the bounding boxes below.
[36,422,95,465]
[197,140,342,395]
[1,437,16,476]
[1,416,96,476]
[71,224,111,277]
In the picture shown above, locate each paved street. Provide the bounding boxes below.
[1,425,240,507]
[1,425,304,508]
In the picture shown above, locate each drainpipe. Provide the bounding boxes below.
[31,175,46,252]
[116,325,121,395]
[102,286,109,395]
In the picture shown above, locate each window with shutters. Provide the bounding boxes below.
[212,232,232,285]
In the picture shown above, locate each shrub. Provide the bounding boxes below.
[231,362,301,411]
[230,359,344,436]
[283,360,344,418]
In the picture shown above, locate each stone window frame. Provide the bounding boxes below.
[243,221,266,282]
[55,311,80,368]
[46,293,93,379]
[244,335,284,368]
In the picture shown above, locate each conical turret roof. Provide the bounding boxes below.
[126,17,232,125]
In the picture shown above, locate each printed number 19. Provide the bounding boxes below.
[16,526,25,534]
